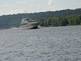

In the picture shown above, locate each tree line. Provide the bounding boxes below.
[39,15,81,27]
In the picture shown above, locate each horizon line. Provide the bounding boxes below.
[0,8,81,16]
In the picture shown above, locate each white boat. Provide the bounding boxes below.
[21,18,39,29]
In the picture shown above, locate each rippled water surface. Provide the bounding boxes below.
[0,26,81,61]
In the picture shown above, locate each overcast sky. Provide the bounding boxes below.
[0,0,81,15]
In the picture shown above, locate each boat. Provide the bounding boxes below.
[21,18,39,29]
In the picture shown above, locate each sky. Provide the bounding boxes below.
[0,0,81,15]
